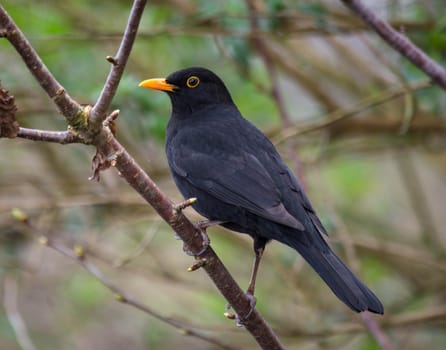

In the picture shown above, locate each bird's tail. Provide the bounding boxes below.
[286,232,384,314]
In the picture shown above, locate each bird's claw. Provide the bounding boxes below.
[195,219,224,230]
[182,219,219,256]
[182,227,210,257]
[224,292,257,327]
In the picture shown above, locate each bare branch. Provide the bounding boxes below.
[13,212,238,350]
[0,6,82,123]
[90,0,147,129]
[361,312,395,350]
[340,0,446,89]
[17,127,85,144]
[274,78,431,144]
[95,130,287,350]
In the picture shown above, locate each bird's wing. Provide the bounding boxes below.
[170,150,305,231]
[273,155,329,236]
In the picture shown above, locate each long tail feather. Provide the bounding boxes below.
[286,232,384,314]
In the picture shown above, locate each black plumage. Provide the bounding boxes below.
[139,67,384,314]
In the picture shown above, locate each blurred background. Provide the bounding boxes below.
[1,0,445,349]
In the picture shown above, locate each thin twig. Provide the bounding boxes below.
[280,305,446,338]
[340,0,446,89]
[274,78,431,144]
[394,147,439,246]
[361,312,395,350]
[0,5,84,130]
[90,0,147,129]
[14,213,238,350]
[17,127,85,144]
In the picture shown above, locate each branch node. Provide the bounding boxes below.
[106,55,119,66]
[187,258,207,272]
[73,244,86,259]
[179,328,190,335]
[11,208,27,222]
[55,87,65,96]
[115,293,127,303]
[173,197,197,213]
[38,236,49,246]
[224,312,236,320]
[103,109,120,136]
[0,82,19,138]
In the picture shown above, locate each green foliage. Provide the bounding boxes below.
[322,157,376,202]
[63,272,107,314]
[142,320,170,349]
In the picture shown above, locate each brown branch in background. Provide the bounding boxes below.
[340,0,446,89]
[361,312,395,350]
[394,147,440,246]
[265,40,340,112]
[89,0,147,129]
[11,210,238,350]
[0,6,82,126]
[274,78,431,144]
[245,0,292,126]
[280,304,446,338]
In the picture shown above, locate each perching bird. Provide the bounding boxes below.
[139,67,384,314]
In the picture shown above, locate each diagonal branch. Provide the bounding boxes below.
[340,0,446,89]
[96,130,286,350]
[12,212,238,350]
[89,0,147,129]
[0,5,84,130]
[274,78,431,144]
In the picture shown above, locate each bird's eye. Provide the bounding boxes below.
[186,76,200,88]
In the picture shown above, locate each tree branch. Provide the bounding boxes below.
[0,5,84,131]
[89,0,147,129]
[340,0,446,89]
[274,78,431,144]
[11,211,237,350]
[95,129,286,349]
[17,127,85,144]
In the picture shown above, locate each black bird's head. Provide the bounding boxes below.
[139,67,234,116]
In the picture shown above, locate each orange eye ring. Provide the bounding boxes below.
[186,76,200,88]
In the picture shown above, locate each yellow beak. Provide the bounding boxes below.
[138,78,177,92]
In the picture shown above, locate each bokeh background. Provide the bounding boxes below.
[1,0,445,349]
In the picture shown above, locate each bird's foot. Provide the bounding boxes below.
[182,227,210,257]
[224,292,257,327]
[195,219,224,230]
[182,219,221,256]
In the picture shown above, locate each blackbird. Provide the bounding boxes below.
[139,67,384,314]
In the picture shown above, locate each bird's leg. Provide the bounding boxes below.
[246,240,265,298]
[225,238,266,324]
